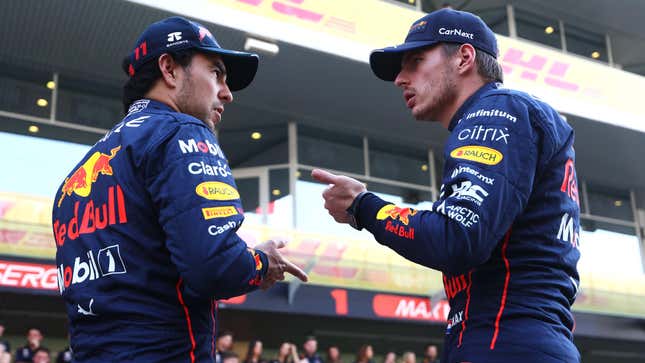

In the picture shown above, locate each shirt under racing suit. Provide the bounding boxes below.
[355,82,581,362]
[52,99,268,362]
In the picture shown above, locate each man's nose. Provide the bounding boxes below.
[394,70,408,88]
[220,83,233,103]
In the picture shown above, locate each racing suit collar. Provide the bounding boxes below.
[144,99,176,112]
[127,99,176,115]
[448,82,500,132]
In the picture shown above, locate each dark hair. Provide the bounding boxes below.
[121,49,197,114]
[244,339,263,363]
[355,345,372,363]
[441,43,503,83]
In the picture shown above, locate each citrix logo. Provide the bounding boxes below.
[457,125,510,144]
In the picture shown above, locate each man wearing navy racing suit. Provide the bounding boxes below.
[52,17,307,362]
[314,9,580,363]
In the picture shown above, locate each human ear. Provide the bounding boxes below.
[457,43,477,74]
[158,53,179,87]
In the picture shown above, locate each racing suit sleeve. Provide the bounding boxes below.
[144,120,267,299]
[356,96,547,275]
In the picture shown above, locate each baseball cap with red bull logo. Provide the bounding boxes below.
[126,16,258,91]
[370,8,498,81]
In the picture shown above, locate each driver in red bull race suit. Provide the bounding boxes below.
[52,17,307,362]
[313,9,580,363]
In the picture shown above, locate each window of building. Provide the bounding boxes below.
[515,9,562,49]
[581,218,636,237]
[56,75,122,129]
[298,125,364,175]
[237,177,260,218]
[231,166,292,227]
[221,124,288,168]
[474,6,509,36]
[586,184,633,222]
[623,63,645,77]
[369,139,431,187]
[0,63,52,119]
[579,218,642,276]
[266,168,293,228]
[564,24,608,62]
[295,169,372,237]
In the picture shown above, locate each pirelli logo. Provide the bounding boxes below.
[202,206,238,220]
[450,145,503,165]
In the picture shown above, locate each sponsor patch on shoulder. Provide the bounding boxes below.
[202,206,238,219]
[450,145,503,165]
[195,181,240,200]
[376,205,417,225]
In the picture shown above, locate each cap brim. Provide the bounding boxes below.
[201,47,259,91]
[369,40,439,81]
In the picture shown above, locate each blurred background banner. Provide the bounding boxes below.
[131,0,645,132]
[497,36,645,133]
[2,188,645,319]
[130,0,421,62]
[0,192,55,259]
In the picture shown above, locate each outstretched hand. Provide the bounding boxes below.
[254,240,308,290]
[311,169,367,224]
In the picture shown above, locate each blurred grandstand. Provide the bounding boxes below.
[1,0,645,362]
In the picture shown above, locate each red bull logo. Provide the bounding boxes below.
[409,20,427,34]
[53,185,128,247]
[57,146,121,207]
[384,221,415,240]
[376,205,418,225]
[247,248,263,271]
[253,252,263,271]
[246,248,263,286]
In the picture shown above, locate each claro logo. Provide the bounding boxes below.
[450,145,503,165]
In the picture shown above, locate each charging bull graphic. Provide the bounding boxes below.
[376,205,418,225]
[57,146,121,207]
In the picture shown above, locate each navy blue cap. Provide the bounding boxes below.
[127,16,258,91]
[370,9,498,81]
